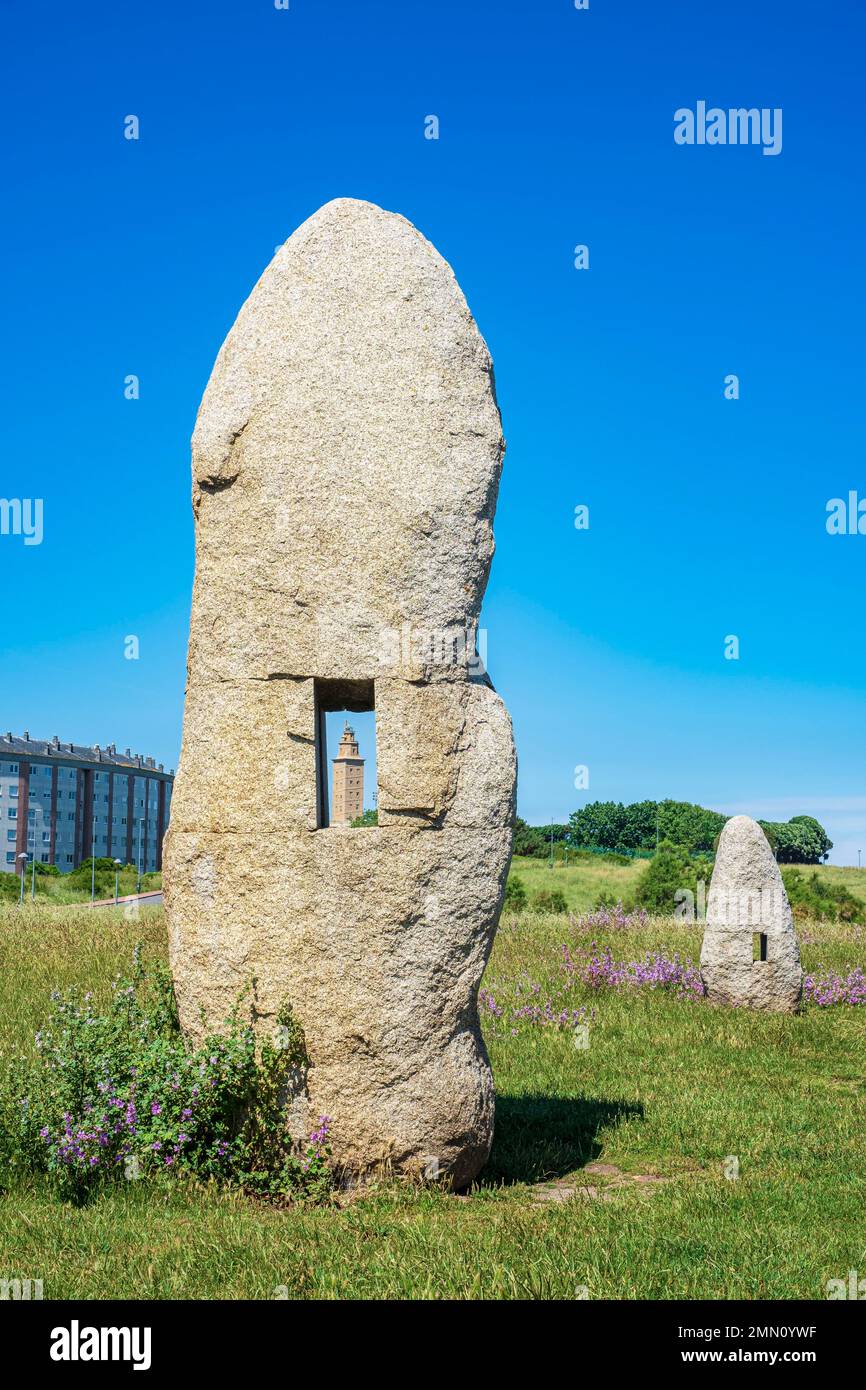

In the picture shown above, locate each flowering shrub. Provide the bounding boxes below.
[565,942,705,998]
[581,902,648,932]
[1,947,332,1205]
[803,967,866,1008]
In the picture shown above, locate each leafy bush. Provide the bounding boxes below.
[64,857,122,897]
[782,868,864,924]
[1,865,57,898]
[0,873,21,901]
[72,857,121,874]
[532,888,568,914]
[761,816,833,864]
[634,841,712,916]
[349,809,378,827]
[0,948,332,1206]
[503,874,526,910]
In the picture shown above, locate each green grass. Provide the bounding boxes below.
[801,862,866,902]
[0,902,864,1299]
[509,852,644,912]
[509,852,866,915]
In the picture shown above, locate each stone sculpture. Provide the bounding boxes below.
[700,815,802,1012]
[164,198,516,1187]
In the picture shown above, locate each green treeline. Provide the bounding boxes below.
[514,801,832,865]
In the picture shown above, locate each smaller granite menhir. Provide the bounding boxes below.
[700,815,802,1012]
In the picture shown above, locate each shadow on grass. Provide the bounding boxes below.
[479,1094,644,1187]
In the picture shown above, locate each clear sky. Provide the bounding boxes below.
[2,1,864,863]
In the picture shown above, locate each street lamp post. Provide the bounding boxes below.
[17,852,27,905]
[114,858,122,904]
[137,818,144,893]
[91,814,97,901]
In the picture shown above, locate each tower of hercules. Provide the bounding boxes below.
[331,722,365,826]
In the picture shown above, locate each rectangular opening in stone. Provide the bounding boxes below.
[314,679,376,829]
[753,932,768,962]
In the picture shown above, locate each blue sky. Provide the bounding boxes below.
[2,1,864,862]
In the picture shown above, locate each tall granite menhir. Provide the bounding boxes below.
[164,199,517,1187]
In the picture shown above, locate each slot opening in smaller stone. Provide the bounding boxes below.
[753,932,768,963]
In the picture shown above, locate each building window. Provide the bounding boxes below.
[8,809,16,819]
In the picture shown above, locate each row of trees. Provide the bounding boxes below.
[512,820,570,857]
[513,801,833,865]
[568,800,727,854]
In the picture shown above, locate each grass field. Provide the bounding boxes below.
[509,852,644,912]
[805,862,866,901]
[0,896,864,1300]
[509,853,866,915]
